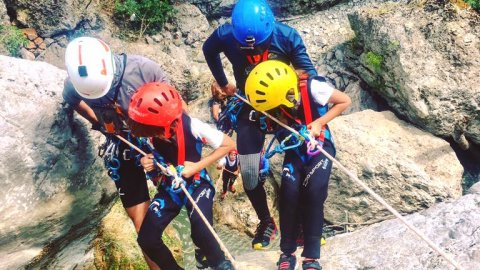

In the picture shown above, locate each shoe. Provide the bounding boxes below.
[194,248,208,269]
[220,191,227,200]
[302,259,322,270]
[213,259,234,270]
[277,253,298,270]
[229,184,236,193]
[252,217,278,250]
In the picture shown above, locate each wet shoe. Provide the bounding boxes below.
[252,217,278,250]
[277,253,298,270]
[213,259,234,270]
[302,259,322,270]
[229,184,236,193]
[194,248,208,269]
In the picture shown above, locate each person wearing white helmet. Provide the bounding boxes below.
[63,36,170,270]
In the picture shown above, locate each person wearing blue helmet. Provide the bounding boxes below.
[202,0,317,251]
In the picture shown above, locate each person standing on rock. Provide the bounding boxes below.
[63,37,174,270]
[202,0,317,250]
[217,149,240,200]
[245,60,351,270]
[127,82,235,270]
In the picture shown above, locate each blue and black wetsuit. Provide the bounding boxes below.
[276,76,336,259]
[203,22,317,223]
[137,114,226,270]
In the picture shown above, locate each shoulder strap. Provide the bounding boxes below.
[113,54,127,103]
[299,75,313,125]
[176,117,185,165]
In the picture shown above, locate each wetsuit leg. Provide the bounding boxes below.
[236,110,271,221]
[137,188,183,269]
[279,153,303,255]
[300,140,335,259]
[187,182,225,267]
[114,142,150,208]
[222,172,229,193]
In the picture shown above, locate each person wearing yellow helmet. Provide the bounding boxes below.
[203,0,318,250]
[246,60,351,270]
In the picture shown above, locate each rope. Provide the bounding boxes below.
[115,135,239,270]
[234,94,465,270]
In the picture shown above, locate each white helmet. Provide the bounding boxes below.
[65,37,116,99]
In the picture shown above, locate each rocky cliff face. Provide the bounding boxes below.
[3,0,102,37]
[347,1,480,148]
[0,55,115,269]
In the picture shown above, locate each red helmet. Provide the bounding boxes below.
[128,82,183,128]
[229,149,238,155]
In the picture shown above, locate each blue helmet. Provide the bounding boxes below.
[232,0,275,46]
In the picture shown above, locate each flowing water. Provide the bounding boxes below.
[172,208,281,269]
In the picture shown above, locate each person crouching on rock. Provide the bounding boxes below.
[245,60,351,270]
[217,149,240,200]
[127,82,235,270]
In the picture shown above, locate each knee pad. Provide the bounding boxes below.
[238,153,261,191]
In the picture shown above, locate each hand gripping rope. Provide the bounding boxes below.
[115,135,239,270]
[234,93,465,270]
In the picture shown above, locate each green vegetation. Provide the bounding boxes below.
[366,51,384,73]
[465,0,480,10]
[114,0,175,39]
[0,25,29,57]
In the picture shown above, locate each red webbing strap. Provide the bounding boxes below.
[246,50,269,65]
[176,117,185,165]
[299,76,313,125]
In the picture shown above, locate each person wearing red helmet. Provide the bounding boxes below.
[216,149,240,200]
[63,37,175,269]
[127,82,235,270]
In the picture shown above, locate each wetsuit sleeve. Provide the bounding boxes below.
[289,28,317,77]
[190,117,225,149]
[202,28,229,87]
[62,78,82,106]
[310,78,334,106]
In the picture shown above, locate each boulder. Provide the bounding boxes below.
[0,55,115,269]
[326,110,463,224]
[347,2,480,147]
[236,185,480,269]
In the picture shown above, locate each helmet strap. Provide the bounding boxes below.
[246,50,269,65]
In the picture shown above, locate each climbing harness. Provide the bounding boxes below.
[216,96,243,135]
[234,93,465,270]
[99,137,122,181]
[115,134,239,270]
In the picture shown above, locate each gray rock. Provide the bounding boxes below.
[236,182,480,270]
[326,110,463,224]
[3,0,102,37]
[347,3,480,147]
[320,191,480,270]
[0,1,9,24]
[0,55,115,269]
[19,48,35,60]
[343,81,379,114]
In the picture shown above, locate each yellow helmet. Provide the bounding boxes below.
[245,60,298,112]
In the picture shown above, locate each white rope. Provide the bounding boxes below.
[234,93,465,270]
[115,135,239,270]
